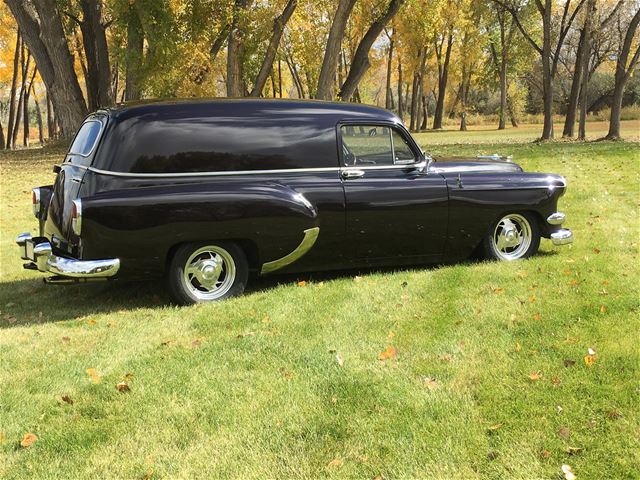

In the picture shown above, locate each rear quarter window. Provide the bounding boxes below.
[68,120,103,161]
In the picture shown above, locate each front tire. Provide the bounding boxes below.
[167,241,248,304]
[482,212,540,261]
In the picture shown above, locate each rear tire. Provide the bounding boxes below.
[167,241,248,304]
[482,212,540,261]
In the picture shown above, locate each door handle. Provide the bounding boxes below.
[341,169,365,180]
[71,176,83,184]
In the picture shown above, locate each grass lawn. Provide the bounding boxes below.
[0,127,638,478]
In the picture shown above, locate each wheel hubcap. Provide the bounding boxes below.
[183,246,236,300]
[492,214,532,260]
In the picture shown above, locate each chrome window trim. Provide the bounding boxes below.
[85,165,341,178]
[67,120,104,158]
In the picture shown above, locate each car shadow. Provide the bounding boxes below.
[0,252,558,329]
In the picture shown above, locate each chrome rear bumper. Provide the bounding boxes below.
[551,229,573,246]
[16,233,120,279]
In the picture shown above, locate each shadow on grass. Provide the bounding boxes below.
[0,252,557,329]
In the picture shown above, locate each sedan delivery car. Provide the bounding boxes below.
[17,99,573,304]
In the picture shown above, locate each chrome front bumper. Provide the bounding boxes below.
[16,233,120,280]
[546,212,573,246]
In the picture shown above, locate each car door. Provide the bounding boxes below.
[339,122,448,262]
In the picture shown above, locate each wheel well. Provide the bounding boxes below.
[164,239,260,273]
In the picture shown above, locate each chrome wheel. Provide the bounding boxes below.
[182,246,236,300]
[492,214,532,261]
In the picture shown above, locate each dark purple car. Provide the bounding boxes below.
[17,99,573,304]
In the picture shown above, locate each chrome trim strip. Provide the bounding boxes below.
[87,166,341,178]
[84,162,427,179]
[547,212,566,225]
[551,229,573,246]
[261,227,320,275]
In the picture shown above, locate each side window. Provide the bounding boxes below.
[341,125,393,166]
[391,129,417,164]
[67,120,102,164]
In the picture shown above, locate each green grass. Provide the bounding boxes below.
[0,131,639,479]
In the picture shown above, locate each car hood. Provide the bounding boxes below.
[428,155,524,174]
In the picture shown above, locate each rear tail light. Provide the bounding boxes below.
[71,198,82,236]
[32,188,41,217]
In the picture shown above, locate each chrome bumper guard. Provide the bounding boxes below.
[551,229,573,246]
[16,233,120,279]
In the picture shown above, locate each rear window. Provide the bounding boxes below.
[69,120,102,157]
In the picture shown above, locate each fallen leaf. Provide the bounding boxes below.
[116,382,130,393]
[562,464,576,480]
[86,368,101,384]
[297,280,306,287]
[592,248,601,254]
[279,368,293,380]
[372,475,384,480]
[123,372,134,381]
[387,330,395,339]
[568,279,579,286]
[439,353,453,362]
[20,433,38,448]
[237,331,255,338]
[401,281,408,288]
[528,295,536,303]
[422,377,437,390]
[0,432,6,443]
[87,319,97,325]
[261,315,270,324]
[61,336,71,342]
[541,449,551,459]
[566,446,582,455]
[599,304,607,314]
[61,394,74,405]
[335,354,344,367]
[487,451,499,461]
[558,426,571,439]
[487,423,503,432]
[606,409,622,420]
[515,342,522,352]
[534,312,542,321]
[528,371,542,381]
[584,354,596,367]
[493,287,504,294]
[587,347,596,355]
[551,376,562,386]
[563,359,576,368]
[378,346,397,361]
[191,338,204,348]
[326,458,343,468]
[141,468,154,480]
[353,276,362,282]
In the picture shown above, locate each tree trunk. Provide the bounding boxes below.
[606,8,640,140]
[540,0,554,140]
[250,0,297,97]
[507,93,518,127]
[0,122,4,150]
[285,53,304,98]
[24,66,37,147]
[34,93,44,144]
[561,28,586,137]
[338,0,405,100]
[6,32,21,149]
[397,56,404,121]
[385,30,394,109]
[12,45,30,149]
[420,93,428,130]
[278,59,283,97]
[433,32,453,130]
[46,91,55,140]
[79,0,113,109]
[6,0,88,139]
[316,0,357,100]
[227,0,253,97]
[125,4,144,101]
[409,48,423,131]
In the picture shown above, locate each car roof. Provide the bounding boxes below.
[102,98,399,123]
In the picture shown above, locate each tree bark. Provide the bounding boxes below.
[409,48,423,131]
[250,0,297,97]
[338,0,405,101]
[23,65,37,147]
[397,55,404,121]
[0,122,4,150]
[125,4,144,101]
[316,0,357,100]
[507,93,519,127]
[227,0,253,97]
[385,29,394,109]
[12,44,29,149]
[34,93,44,144]
[606,7,640,139]
[46,91,55,140]
[561,27,586,137]
[77,0,113,109]
[6,31,21,149]
[433,32,453,129]
[420,93,428,130]
[6,0,88,139]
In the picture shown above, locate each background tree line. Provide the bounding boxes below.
[0,0,638,147]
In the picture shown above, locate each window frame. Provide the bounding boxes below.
[336,120,422,169]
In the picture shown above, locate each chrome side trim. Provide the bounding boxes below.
[261,227,320,275]
[551,229,573,246]
[547,212,566,225]
[87,166,341,178]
